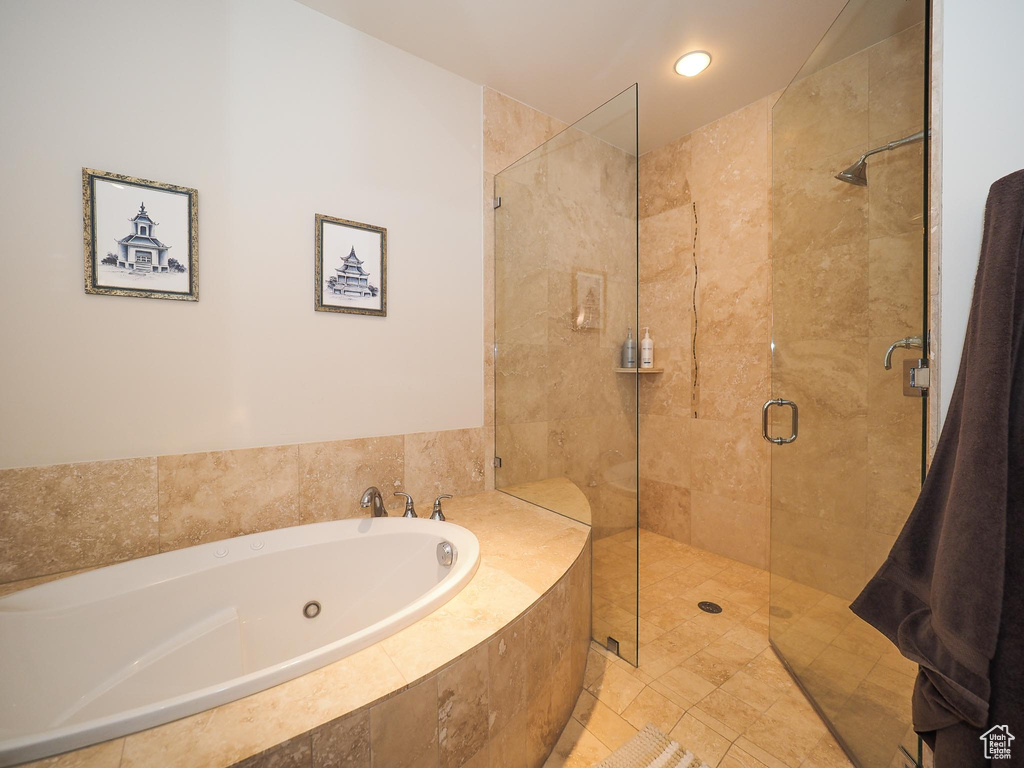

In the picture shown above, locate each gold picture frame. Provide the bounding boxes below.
[314,213,387,317]
[82,168,199,301]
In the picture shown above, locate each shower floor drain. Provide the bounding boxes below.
[698,601,723,614]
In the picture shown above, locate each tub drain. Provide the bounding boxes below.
[303,600,322,619]
[698,601,723,614]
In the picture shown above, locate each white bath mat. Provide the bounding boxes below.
[593,723,711,768]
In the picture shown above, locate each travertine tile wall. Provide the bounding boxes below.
[0,427,486,587]
[485,89,639,543]
[225,543,591,768]
[770,23,926,600]
[637,97,774,569]
[482,89,571,497]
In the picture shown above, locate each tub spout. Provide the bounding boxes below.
[360,487,387,517]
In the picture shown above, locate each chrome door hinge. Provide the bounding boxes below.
[493,196,501,209]
[904,358,930,397]
[493,456,502,468]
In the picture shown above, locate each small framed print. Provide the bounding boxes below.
[573,269,605,331]
[315,214,387,317]
[83,168,198,301]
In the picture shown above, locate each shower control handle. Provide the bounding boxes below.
[762,399,799,445]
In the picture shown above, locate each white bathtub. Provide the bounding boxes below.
[0,517,480,766]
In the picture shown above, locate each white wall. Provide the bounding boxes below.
[938,0,1024,421]
[0,0,483,468]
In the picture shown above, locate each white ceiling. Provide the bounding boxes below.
[297,0,908,154]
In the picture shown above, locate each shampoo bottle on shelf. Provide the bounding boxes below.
[640,327,654,369]
[621,328,637,368]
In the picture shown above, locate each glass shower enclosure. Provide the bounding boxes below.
[493,86,640,664]
[767,1,928,766]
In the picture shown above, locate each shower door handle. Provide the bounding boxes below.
[762,399,798,445]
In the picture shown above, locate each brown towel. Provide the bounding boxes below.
[851,169,1024,765]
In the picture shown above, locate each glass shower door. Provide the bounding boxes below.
[493,86,639,664]
[768,3,928,766]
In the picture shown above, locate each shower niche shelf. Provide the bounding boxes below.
[614,367,664,374]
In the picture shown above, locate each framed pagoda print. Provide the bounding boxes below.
[314,214,387,316]
[83,168,198,301]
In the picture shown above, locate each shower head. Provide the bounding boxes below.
[833,130,926,187]
[835,158,868,186]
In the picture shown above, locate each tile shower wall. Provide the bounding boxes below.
[0,427,486,588]
[637,98,774,569]
[485,89,639,542]
[770,24,925,600]
[482,89,570,493]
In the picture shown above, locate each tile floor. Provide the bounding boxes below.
[544,529,862,768]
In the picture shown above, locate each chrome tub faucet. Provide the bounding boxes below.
[360,487,387,517]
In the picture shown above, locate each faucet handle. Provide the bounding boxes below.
[431,494,453,521]
[394,492,417,518]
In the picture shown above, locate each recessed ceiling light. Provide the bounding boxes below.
[674,50,711,77]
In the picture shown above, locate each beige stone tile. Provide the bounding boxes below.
[690,492,768,569]
[370,677,439,768]
[719,670,784,712]
[233,733,311,767]
[638,413,691,486]
[868,138,925,239]
[488,708,527,768]
[404,428,486,508]
[298,436,404,520]
[868,24,926,143]
[669,713,732,767]
[653,664,717,708]
[690,419,768,507]
[383,564,537,683]
[867,231,925,340]
[682,649,746,687]
[488,616,527,736]
[620,686,683,733]
[698,344,770,423]
[121,645,405,768]
[640,593,702,632]
[542,717,611,768]
[772,154,869,259]
[772,241,869,343]
[570,690,637,749]
[698,259,771,347]
[639,134,691,219]
[483,88,565,176]
[720,744,774,768]
[732,738,790,768]
[773,53,869,169]
[21,739,125,768]
[692,688,762,737]
[0,458,158,582]
[639,275,693,350]
[797,733,855,768]
[637,346,693,419]
[157,446,299,551]
[438,645,489,768]
[585,661,645,714]
[311,710,369,768]
[494,422,549,487]
[527,649,575,767]
[742,692,829,768]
